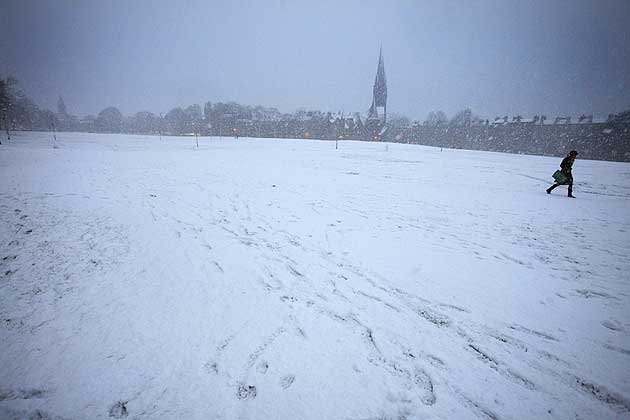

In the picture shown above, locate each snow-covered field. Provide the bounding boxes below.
[1,132,629,420]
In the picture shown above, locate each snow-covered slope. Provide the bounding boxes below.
[1,132,629,420]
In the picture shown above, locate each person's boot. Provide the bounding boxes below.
[546,184,558,194]
[568,186,575,198]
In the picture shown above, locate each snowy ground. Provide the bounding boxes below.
[1,132,629,420]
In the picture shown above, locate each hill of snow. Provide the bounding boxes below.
[1,132,629,419]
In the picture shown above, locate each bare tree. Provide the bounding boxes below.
[96,107,124,133]
[449,108,475,126]
[0,76,18,142]
[425,110,448,126]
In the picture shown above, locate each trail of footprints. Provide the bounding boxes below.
[277,291,440,408]
[216,202,441,407]
[1,209,34,277]
[279,271,627,417]
[203,255,628,418]
[205,326,297,401]
[206,198,628,417]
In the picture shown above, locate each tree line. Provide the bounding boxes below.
[0,76,484,140]
[2,76,628,143]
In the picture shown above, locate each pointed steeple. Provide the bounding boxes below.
[373,46,387,108]
[367,46,387,123]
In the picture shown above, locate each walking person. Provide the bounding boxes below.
[547,150,578,198]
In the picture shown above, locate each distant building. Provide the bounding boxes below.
[366,47,387,140]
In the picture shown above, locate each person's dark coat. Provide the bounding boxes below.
[558,155,575,186]
[560,156,575,174]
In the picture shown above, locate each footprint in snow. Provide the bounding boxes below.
[237,384,257,400]
[0,388,46,401]
[575,289,616,300]
[203,360,218,374]
[26,409,56,420]
[601,319,624,332]
[108,401,128,418]
[280,375,295,389]
[256,361,269,374]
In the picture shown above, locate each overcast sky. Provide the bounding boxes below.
[1,0,629,121]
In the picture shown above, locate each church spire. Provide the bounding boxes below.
[369,46,387,123]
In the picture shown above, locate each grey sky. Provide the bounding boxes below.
[1,0,629,121]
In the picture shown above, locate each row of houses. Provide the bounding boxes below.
[398,120,630,162]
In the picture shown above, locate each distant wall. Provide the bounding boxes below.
[398,123,630,162]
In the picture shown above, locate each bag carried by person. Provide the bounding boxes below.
[552,170,568,185]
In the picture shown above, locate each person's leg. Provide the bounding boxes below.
[567,175,574,197]
[547,183,559,194]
